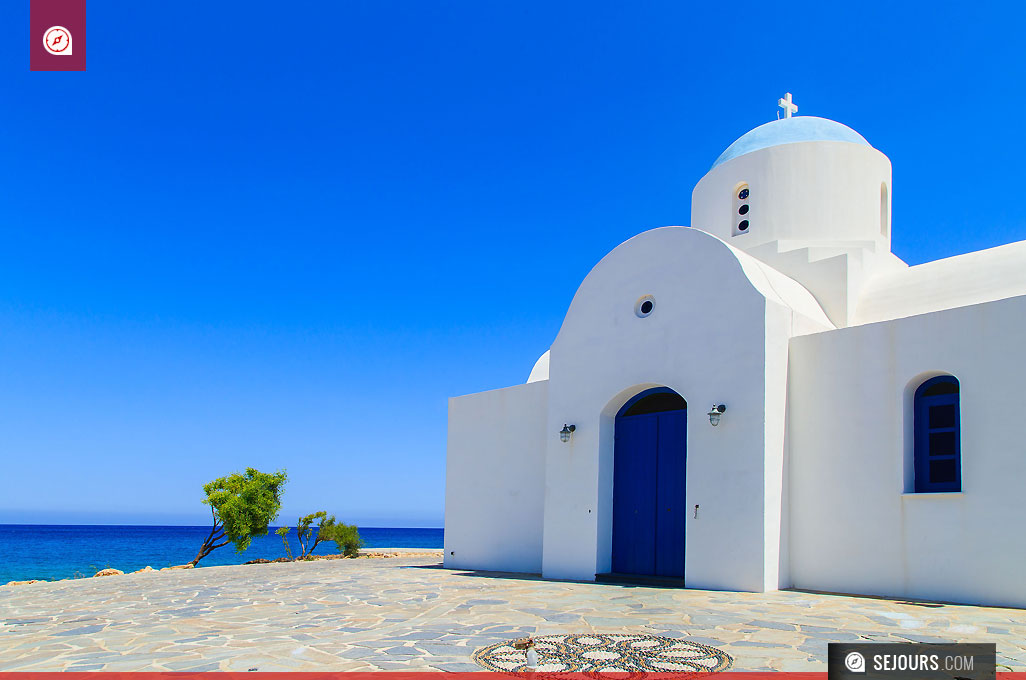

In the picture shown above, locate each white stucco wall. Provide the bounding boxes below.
[539,226,830,591]
[854,239,1026,325]
[527,351,550,383]
[444,380,548,574]
[788,295,1026,607]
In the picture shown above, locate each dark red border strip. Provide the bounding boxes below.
[0,674,1024,679]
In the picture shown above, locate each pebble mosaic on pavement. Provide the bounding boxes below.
[472,633,733,674]
[2,555,1025,672]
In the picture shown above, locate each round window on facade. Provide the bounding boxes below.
[635,296,655,318]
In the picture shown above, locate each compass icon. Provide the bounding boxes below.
[44,26,72,55]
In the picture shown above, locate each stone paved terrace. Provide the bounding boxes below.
[2,555,1025,672]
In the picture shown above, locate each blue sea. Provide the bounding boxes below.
[0,525,443,584]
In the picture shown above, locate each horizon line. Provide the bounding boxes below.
[0,522,444,529]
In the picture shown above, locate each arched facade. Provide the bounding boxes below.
[539,227,830,591]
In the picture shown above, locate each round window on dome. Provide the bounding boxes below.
[635,295,655,318]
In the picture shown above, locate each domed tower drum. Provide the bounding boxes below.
[692,116,892,253]
[690,116,895,327]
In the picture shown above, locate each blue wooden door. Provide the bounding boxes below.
[612,413,658,575]
[612,407,686,578]
[654,410,686,577]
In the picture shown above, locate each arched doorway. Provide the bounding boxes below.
[612,387,687,579]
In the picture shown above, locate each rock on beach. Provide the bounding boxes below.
[92,568,124,578]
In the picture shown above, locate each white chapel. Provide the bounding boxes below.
[443,96,1026,608]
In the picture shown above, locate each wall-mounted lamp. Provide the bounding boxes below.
[707,404,726,426]
[559,424,576,443]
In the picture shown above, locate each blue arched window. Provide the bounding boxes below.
[914,376,961,493]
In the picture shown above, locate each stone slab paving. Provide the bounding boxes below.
[2,556,1025,672]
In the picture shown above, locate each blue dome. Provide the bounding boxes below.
[712,116,871,169]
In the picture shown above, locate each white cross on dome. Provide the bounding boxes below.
[778,92,798,118]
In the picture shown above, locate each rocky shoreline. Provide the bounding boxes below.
[2,548,443,587]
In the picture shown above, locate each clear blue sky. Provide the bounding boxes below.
[1,2,1024,527]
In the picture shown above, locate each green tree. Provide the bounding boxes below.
[190,468,288,566]
[275,525,294,560]
[317,518,363,558]
[289,512,363,558]
[295,511,328,557]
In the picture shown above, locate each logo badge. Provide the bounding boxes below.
[43,26,72,55]
[30,0,86,71]
[845,651,867,673]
